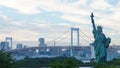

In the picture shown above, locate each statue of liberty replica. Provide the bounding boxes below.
[90,13,111,63]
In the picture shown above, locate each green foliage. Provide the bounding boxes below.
[16,56,120,68]
[16,57,82,67]
[63,58,79,68]
[0,50,17,68]
[50,61,63,68]
[16,58,44,67]
[108,58,120,65]
[94,63,116,68]
[50,57,79,68]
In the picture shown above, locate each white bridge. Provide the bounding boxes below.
[1,27,120,61]
[8,45,120,61]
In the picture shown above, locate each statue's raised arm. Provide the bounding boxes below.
[90,13,96,31]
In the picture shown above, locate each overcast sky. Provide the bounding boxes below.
[0,0,120,47]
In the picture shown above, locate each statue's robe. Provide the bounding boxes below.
[93,30,107,63]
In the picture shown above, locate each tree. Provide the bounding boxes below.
[50,61,63,68]
[0,50,17,68]
[50,57,79,68]
[94,63,116,68]
[62,58,79,68]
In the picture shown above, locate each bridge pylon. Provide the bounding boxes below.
[70,27,80,56]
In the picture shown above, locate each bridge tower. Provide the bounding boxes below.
[6,37,12,50]
[70,27,80,56]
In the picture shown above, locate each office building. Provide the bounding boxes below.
[39,38,47,46]
[0,42,9,50]
[16,43,23,49]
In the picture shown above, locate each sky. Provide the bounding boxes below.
[0,0,120,47]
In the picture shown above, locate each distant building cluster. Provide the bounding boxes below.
[0,37,47,50]
[0,37,27,50]
[0,37,12,50]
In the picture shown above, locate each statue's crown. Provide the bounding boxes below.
[90,13,94,17]
[97,26,102,29]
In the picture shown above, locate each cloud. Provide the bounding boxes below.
[0,0,89,15]
[0,0,42,14]
[0,0,120,46]
[89,0,113,10]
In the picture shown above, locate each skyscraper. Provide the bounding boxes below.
[0,42,9,50]
[16,43,23,49]
[39,38,47,46]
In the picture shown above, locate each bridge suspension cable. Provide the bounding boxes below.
[46,28,93,46]
[46,30,69,45]
[79,29,92,45]
[55,32,70,45]
[79,29,93,42]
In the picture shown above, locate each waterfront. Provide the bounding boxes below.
[79,67,92,68]
[20,66,120,68]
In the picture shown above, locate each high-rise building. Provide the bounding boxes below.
[6,37,12,49]
[0,42,9,50]
[39,38,47,46]
[90,43,95,61]
[16,43,23,49]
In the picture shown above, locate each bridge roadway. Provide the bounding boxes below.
[8,46,90,53]
[8,45,120,53]
[7,45,120,61]
[8,46,92,60]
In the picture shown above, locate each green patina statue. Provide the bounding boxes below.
[90,13,111,63]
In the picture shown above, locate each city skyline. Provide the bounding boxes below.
[0,0,120,47]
